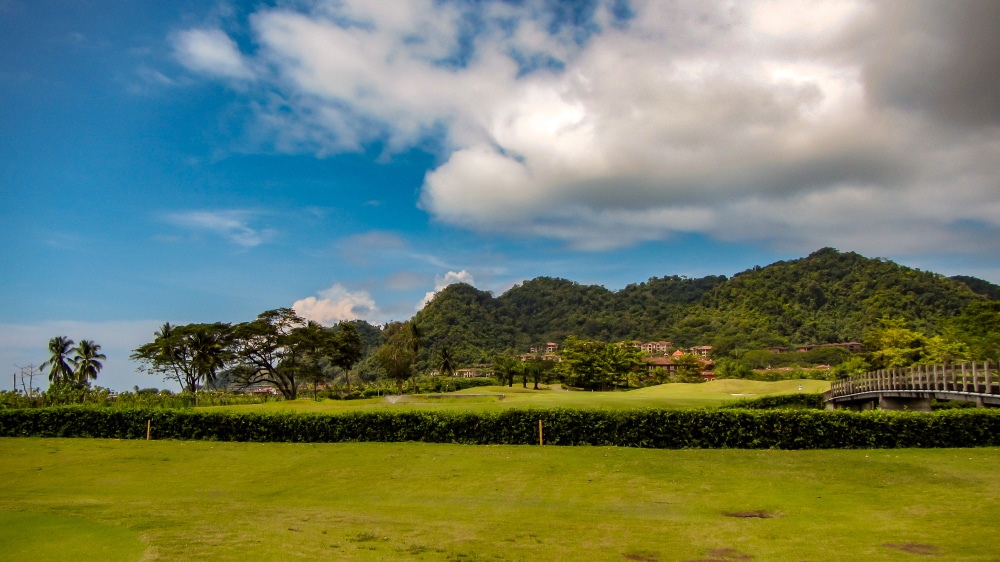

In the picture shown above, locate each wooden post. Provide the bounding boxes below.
[962,362,968,393]
[538,419,543,447]
[146,419,151,441]
[988,361,993,395]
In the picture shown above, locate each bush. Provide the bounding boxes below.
[719,394,825,410]
[3,407,1000,449]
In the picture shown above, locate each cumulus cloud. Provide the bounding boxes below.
[293,283,379,325]
[172,28,253,79]
[418,270,475,310]
[164,210,275,247]
[173,0,1000,255]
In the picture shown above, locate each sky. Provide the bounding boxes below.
[2,0,999,392]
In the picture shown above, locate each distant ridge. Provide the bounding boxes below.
[412,248,989,368]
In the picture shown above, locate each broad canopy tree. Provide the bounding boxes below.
[132,322,233,395]
[133,310,367,400]
[554,336,644,390]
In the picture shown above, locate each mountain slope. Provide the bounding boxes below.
[411,248,986,365]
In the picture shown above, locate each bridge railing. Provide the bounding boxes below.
[830,361,996,398]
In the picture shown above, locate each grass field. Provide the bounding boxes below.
[201,379,831,414]
[2,437,998,561]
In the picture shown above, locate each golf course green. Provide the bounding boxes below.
[201,379,831,414]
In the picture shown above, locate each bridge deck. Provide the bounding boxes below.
[827,362,997,410]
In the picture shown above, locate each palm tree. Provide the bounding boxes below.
[438,346,456,378]
[190,324,230,390]
[40,336,75,384]
[71,340,106,386]
[493,355,519,387]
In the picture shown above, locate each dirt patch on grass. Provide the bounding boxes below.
[722,510,778,519]
[882,542,940,556]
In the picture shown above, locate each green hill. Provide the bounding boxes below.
[412,248,987,368]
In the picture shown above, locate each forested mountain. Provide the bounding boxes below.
[410,248,989,369]
[950,275,1000,300]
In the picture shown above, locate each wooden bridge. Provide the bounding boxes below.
[825,361,998,411]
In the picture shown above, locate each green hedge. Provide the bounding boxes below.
[2,407,1000,449]
[719,393,825,410]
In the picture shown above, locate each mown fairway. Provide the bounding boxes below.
[202,379,831,414]
[2,438,998,561]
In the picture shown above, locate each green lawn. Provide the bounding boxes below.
[202,379,830,414]
[2,438,998,561]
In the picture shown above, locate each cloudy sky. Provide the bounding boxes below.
[2,0,999,391]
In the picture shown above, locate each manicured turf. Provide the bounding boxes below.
[202,379,831,414]
[2,438,998,561]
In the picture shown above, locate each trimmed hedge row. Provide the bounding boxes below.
[2,407,1000,449]
[719,393,825,410]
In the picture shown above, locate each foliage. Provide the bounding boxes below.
[553,337,644,390]
[712,358,754,379]
[831,355,871,379]
[492,354,519,387]
[40,336,76,384]
[942,301,1000,362]
[864,318,969,370]
[375,321,421,394]
[669,353,705,383]
[132,323,232,395]
[408,248,985,366]
[950,275,1000,300]
[227,309,366,400]
[719,393,825,410]
[436,346,456,377]
[0,388,276,410]
[5,406,1000,449]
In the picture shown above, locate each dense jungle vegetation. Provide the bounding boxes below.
[412,248,997,369]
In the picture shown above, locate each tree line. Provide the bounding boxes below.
[409,248,996,369]
[131,308,367,401]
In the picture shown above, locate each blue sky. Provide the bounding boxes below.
[3,0,999,391]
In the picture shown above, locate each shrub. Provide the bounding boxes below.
[719,393,825,410]
[3,407,1000,449]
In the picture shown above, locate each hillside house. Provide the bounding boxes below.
[638,341,673,355]
[689,345,713,358]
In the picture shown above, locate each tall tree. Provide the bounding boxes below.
[437,346,457,378]
[492,355,519,387]
[229,309,313,400]
[522,360,544,390]
[331,322,365,393]
[71,340,106,386]
[375,322,419,395]
[40,336,75,385]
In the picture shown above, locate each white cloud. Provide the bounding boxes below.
[172,28,253,80]
[418,270,475,310]
[174,0,1000,256]
[164,210,275,247]
[293,284,379,325]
